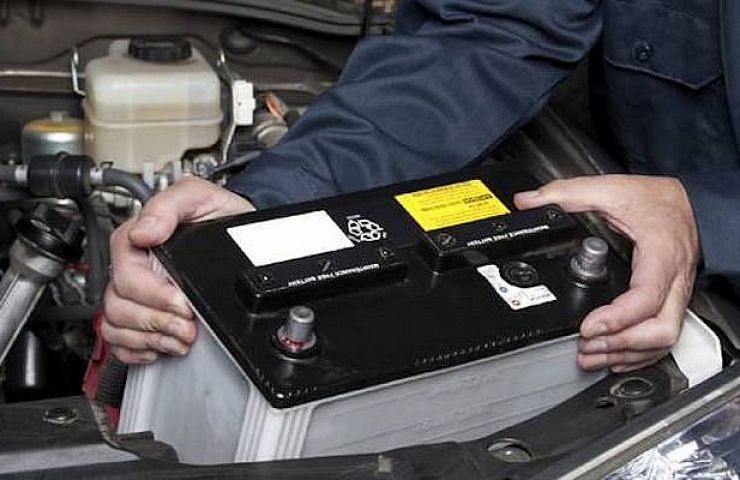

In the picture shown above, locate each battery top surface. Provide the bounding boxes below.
[156,162,629,408]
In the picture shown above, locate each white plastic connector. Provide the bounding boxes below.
[232,80,255,127]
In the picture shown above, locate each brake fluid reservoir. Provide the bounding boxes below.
[83,37,222,172]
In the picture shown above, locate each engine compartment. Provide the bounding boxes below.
[0,0,368,404]
[1,2,739,478]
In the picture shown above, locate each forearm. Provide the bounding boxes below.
[227,0,603,208]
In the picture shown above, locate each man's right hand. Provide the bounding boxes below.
[102,176,255,364]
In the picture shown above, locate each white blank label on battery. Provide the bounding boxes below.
[227,210,354,267]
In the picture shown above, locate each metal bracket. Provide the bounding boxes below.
[70,48,86,97]
[216,49,255,164]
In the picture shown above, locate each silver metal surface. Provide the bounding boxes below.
[277,305,317,353]
[556,372,740,479]
[0,241,65,364]
[14,164,28,186]
[6,330,46,393]
[253,111,289,148]
[21,111,84,163]
[570,236,609,282]
[70,48,86,97]
[0,69,79,79]
[42,407,80,426]
[191,153,219,178]
[488,440,533,463]
[217,49,238,164]
[606,395,740,479]
[89,166,105,186]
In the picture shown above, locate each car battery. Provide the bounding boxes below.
[119,162,630,464]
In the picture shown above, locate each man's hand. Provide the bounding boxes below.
[514,175,699,373]
[102,176,254,364]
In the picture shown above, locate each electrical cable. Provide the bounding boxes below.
[209,149,263,179]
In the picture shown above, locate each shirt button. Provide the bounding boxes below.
[633,41,654,62]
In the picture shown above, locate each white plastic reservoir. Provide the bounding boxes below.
[83,38,222,171]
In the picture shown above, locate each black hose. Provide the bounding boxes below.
[209,150,263,180]
[0,187,29,203]
[101,169,152,203]
[29,305,99,324]
[0,165,18,184]
[230,26,343,74]
[79,199,106,306]
[89,169,152,408]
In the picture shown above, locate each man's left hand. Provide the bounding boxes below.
[514,174,700,372]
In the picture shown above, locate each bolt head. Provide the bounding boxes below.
[436,232,457,247]
[42,407,79,426]
[491,220,508,233]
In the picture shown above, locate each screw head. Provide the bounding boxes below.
[42,407,79,426]
[378,247,395,260]
[491,220,508,233]
[436,232,457,247]
[317,259,333,273]
[545,208,564,222]
[257,272,275,287]
[487,440,532,463]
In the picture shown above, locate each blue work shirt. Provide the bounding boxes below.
[228,0,740,287]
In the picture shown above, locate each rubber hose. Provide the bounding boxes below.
[79,199,106,306]
[0,187,29,203]
[0,165,18,185]
[95,169,153,408]
[101,169,152,203]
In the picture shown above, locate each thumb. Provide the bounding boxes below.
[513,189,546,210]
[513,176,622,213]
[128,213,176,248]
[128,177,221,247]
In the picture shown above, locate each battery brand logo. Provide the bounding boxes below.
[346,215,387,243]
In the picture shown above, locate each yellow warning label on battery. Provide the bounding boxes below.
[395,179,510,231]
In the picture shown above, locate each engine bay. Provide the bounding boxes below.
[2,2,740,479]
[0,0,365,404]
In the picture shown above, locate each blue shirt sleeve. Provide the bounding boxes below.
[679,170,740,285]
[226,0,603,209]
